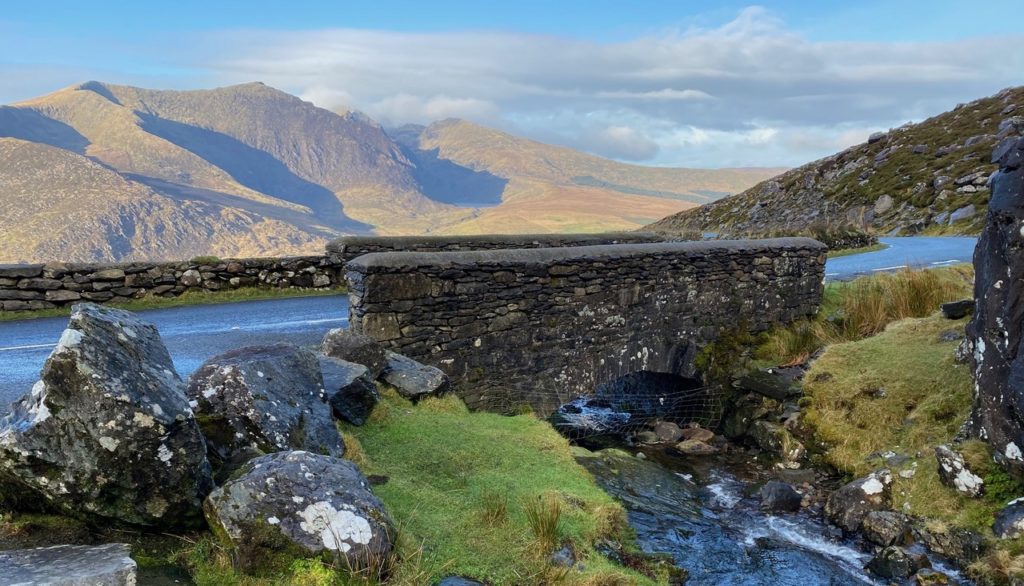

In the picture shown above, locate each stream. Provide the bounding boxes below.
[574,445,967,585]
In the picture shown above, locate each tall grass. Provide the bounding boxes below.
[523,492,563,553]
[759,265,973,364]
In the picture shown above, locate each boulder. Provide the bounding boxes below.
[965,137,1024,479]
[866,546,927,580]
[680,426,714,442]
[733,367,801,401]
[874,194,895,214]
[759,480,802,512]
[993,497,1024,539]
[381,351,451,401]
[948,204,977,224]
[934,445,985,497]
[913,523,986,565]
[204,451,393,572]
[940,299,974,320]
[861,510,911,547]
[674,438,718,456]
[322,329,387,378]
[0,304,211,527]
[824,470,893,533]
[652,421,683,443]
[749,421,805,462]
[0,543,136,586]
[320,356,380,426]
[186,344,343,476]
[914,568,950,585]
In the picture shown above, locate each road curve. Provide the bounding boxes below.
[825,236,977,281]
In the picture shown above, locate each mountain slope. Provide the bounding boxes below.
[648,86,1024,238]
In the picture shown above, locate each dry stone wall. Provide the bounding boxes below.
[346,238,827,414]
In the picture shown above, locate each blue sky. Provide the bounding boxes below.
[2,1,1022,167]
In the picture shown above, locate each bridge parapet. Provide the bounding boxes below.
[346,238,826,414]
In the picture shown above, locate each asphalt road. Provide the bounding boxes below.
[0,236,978,410]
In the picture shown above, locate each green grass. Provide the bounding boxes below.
[0,286,345,322]
[344,390,656,585]
[826,242,887,258]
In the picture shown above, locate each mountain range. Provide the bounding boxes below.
[649,86,1024,239]
[0,82,779,263]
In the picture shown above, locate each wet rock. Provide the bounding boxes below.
[652,421,683,443]
[322,329,387,378]
[934,445,985,497]
[940,299,974,320]
[993,497,1024,539]
[0,304,211,527]
[759,480,802,512]
[721,393,768,439]
[550,544,576,567]
[749,421,805,462]
[320,357,379,426]
[186,344,343,477]
[914,568,950,585]
[734,367,802,401]
[635,430,659,444]
[680,426,714,443]
[824,470,893,533]
[380,351,451,401]
[866,546,926,579]
[913,522,986,564]
[861,511,911,546]
[674,438,718,456]
[0,543,136,585]
[965,137,1024,479]
[204,451,393,573]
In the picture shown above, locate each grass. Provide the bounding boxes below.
[826,242,887,258]
[0,286,345,322]
[343,390,655,585]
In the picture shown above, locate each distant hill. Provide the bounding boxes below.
[0,81,779,262]
[648,86,1024,239]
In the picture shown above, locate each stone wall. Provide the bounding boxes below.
[346,238,827,414]
[0,256,341,311]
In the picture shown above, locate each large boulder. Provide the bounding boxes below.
[204,451,394,573]
[733,367,802,401]
[322,329,387,378]
[965,137,1024,479]
[320,356,379,426]
[866,546,928,580]
[861,511,911,547]
[0,543,136,586]
[381,351,451,401]
[993,498,1024,539]
[759,480,802,513]
[0,304,211,527]
[186,344,343,477]
[934,445,985,497]
[824,470,893,533]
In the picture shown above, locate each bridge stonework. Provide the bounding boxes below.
[346,238,827,414]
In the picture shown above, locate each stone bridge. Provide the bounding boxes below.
[345,238,826,415]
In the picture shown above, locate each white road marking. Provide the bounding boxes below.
[0,343,56,352]
[872,265,907,272]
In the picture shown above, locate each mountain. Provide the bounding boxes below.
[648,86,1024,239]
[0,81,779,262]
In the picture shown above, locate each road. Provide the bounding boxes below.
[0,236,978,410]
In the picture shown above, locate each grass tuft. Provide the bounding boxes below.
[523,492,563,553]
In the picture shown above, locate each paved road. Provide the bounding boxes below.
[0,295,349,408]
[825,236,976,281]
[0,236,978,410]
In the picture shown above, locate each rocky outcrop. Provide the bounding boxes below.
[204,451,393,572]
[186,344,343,476]
[964,136,1024,479]
[322,329,388,379]
[380,351,452,401]
[320,357,379,426]
[0,543,136,586]
[0,304,212,527]
[824,470,893,533]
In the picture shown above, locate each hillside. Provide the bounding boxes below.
[648,86,1024,238]
[0,81,777,262]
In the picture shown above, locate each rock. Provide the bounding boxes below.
[652,421,683,443]
[948,204,977,224]
[934,445,985,497]
[824,470,892,532]
[914,522,986,565]
[635,430,659,444]
[550,544,576,567]
[180,269,202,287]
[914,568,950,585]
[861,511,911,546]
[321,329,388,378]
[186,344,343,477]
[868,131,886,144]
[749,421,805,462]
[866,546,926,580]
[320,357,379,426]
[734,367,801,401]
[933,175,952,190]
[436,578,486,586]
[993,497,1024,539]
[776,468,816,486]
[204,451,394,573]
[912,144,929,155]
[674,438,718,456]
[759,480,802,512]
[874,194,894,214]
[680,426,714,442]
[0,543,136,586]
[940,299,974,320]
[964,135,991,148]
[0,304,212,527]
[381,351,451,401]
[721,393,767,439]
[965,137,1024,479]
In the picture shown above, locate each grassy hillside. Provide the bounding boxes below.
[649,86,1024,238]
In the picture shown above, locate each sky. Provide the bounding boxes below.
[2,0,1022,168]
